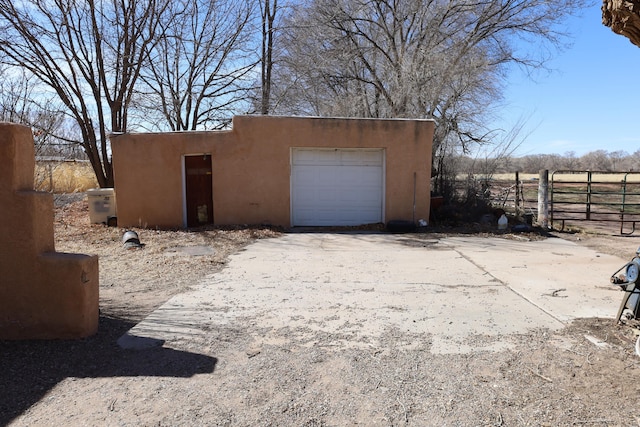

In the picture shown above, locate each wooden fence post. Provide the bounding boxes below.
[515,171,520,216]
[538,169,549,228]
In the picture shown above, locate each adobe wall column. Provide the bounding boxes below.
[0,122,99,339]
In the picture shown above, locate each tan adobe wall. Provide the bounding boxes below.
[111,116,434,228]
[0,123,99,339]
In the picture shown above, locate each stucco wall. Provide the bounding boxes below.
[0,123,99,339]
[111,116,434,228]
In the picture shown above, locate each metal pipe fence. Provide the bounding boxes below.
[454,170,640,235]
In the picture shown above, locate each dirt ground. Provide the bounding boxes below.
[2,195,640,426]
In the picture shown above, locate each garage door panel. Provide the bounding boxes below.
[296,209,382,227]
[317,189,338,203]
[291,149,384,226]
[336,166,377,181]
[293,169,316,185]
[294,150,339,165]
[340,190,381,205]
[293,149,383,166]
[340,150,383,166]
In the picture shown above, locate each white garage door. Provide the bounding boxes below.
[291,149,384,226]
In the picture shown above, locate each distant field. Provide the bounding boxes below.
[35,161,98,193]
[491,173,537,182]
[488,172,640,183]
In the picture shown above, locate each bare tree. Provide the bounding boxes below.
[137,0,255,131]
[581,149,612,171]
[0,0,170,187]
[0,69,79,158]
[629,149,640,171]
[272,0,586,177]
[560,151,581,170]
[609,150,629,170]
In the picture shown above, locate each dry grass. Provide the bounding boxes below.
[35,161,98,193]
[491,172,538,181]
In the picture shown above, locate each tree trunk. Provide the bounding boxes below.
[261,0,277,115]
[603,0,640,47]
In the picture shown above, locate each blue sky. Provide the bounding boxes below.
[490,2,640,158]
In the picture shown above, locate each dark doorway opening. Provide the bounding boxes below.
[185,154,213,227]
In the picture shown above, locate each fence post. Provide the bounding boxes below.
[538,169,549,228]
[515,171,520,216]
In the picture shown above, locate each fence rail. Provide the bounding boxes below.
[550,171,640,235]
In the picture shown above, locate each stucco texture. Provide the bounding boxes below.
[111,116,434,229]
[0,123,99,339]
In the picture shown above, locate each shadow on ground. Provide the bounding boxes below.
[0,315,216,426]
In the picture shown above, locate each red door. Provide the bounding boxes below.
[185,155,213,227]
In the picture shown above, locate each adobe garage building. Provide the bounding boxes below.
[111,115,434,229]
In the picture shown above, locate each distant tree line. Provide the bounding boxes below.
[456,150,640,175]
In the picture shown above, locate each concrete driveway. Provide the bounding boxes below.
[119,233,625,354]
